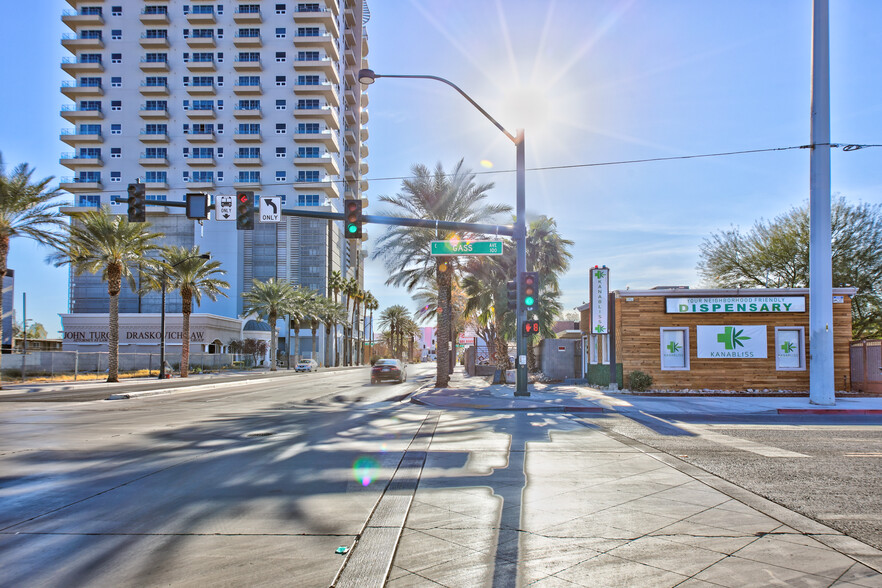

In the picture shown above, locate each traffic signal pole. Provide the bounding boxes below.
[514,131,529,396]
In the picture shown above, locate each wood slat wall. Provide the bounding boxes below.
[612,294,853,391]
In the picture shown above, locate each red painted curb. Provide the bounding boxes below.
[777,408,882,415]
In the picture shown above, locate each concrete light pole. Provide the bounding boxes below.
[809,0,835,405]
[358,69,530,395]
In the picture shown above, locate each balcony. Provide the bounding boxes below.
[145,181,169,190]
[233,8,262,23]
[59,153,103,169]
[293,7,338,37]
[292,32,339,60]
[321,0,340,15]
[139,130,169,143]
[233,131,263,143]
[61,10,104,28]
[61,105,103,123]
[187,83,216,95]
[360,144,369,159]
[186,34,215,48]
[234,107,263,119]
[60,177,103,192]
[187,156,216,166]
[186,131,217,142]
[233,156,262,166]
[139,155,169,166]
[295,178,340,199]
[233,58,262,71]
[343,147,357,165]
[186,10,216,24]
[187,58,216,71]
[233,33,262,48]
[140,82,170,96]
[360,108,368,125]
[140,10,170,25]
[61,81,103,98]
[294,57,339,85]
[293,155,340,175]
[360,127,368,142]
[187,107,216,119]
[187,179,215,190]
[293,81,339,107]
[60,129,103,145]
[294,105,339,129]
[233,83,263,95]
[140,58,169,72]
[344,45,359,67]
[61,33,104,51]
[233,178,262,190]
[344,83,359,108]
[295,129,339,152]
[344,4,357,26]
[61,57,104,75]
[139,106,169,119]
[343,107,358,126]
[359,161,368,175]
[139,34,170,48]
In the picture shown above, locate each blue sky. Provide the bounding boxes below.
[2,1,881,336]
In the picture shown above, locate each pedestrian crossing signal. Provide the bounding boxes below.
[523,320,540,335]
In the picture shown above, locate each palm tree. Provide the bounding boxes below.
[362,291,379,361]
[378,305,411,358]
[145,246,229,377]
[342,276,359,365]
[328,270,345,366]
[0,155,66,387]
[241,278,298,371]
[320,298,347,367]
[51,207,162,382]
[372,159,511,387]
[304,292,324,363]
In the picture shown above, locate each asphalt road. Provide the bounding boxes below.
[0,364,436,587]
[603,411,882,551]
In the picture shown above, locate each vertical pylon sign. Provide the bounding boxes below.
[590,266,609,334]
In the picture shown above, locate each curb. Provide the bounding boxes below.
[408,392,605,413]
[105,377,273,400]
[777,408,882,415]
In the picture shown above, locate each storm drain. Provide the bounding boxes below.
[331,413,440,588]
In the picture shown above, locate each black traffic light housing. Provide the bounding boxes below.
[127,182,146,222]
[185,192,209,220]
[506,280,517,311]
[520,271,539,312]
[344,198,363,239]
[236,191,254,230]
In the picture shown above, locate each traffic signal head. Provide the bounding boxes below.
[185,192,209,220]
[236,191,254,230]
[506,280,517,311]
[521,271,539,311]
[127,182,146,223]
[344,199,363,239]
[523,320,540,336]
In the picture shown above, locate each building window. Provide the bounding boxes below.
[275,123,286,134]
[111,148,121,158]
[145,171,167,183]
[111,124,121,135]
[276,171,286,182]
[111,76,122,87]
[298,194,319,206]
[297,99,319,110]
[110,171,121,182]
[275,99,286,110]
[111,53,122,64]
[146,194,167,202]
[297,170,320,182]
[111,100,122,111]
[297,147,319,158]
[297,27,319,37]
[111,6,122,16]
[78,195,101,208]
[111,30,122,40]
[297,123,319,134]
[275,51,286,62]
[276,147,286,158]
[297,74,319,86]
[276,4,287,14]
[275,75,286,87]
[775,327,806,371]
[660,327,690,371]
[276,28,286,38]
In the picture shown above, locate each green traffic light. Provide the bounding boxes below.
[347,224,357,233]
[524,296,535,306]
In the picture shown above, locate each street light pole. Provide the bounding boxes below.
[358,68,530,395]
[158,253,211,380]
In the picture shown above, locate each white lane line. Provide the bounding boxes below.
[675,423,810,458]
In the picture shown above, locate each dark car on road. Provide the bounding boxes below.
[371,359,407,384]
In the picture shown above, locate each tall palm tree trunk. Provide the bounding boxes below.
[0,237,8,388]
[269,311,278,371]
[436,260,451,388]
[106,264,122,383]
[181,289,192,378]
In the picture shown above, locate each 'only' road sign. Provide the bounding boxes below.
[259,197,281,223]
[430,240,503,256]
[215,195,235,221]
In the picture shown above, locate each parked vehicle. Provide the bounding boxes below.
[371,358,407,384]
[295,359,318,372]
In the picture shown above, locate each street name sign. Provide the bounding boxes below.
[215,195,235,221]
[259,196,281,223]
[430,240,503,256]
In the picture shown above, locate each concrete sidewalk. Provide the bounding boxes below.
[387,409,882,586]
[411,369,882,416]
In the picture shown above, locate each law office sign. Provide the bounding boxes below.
[696,325,767,358]
[590,267,609,334]
[666,296,805,314]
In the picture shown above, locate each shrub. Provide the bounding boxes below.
[628,370,653,392]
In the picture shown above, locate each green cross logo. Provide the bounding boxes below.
[666,341,681,353]
[594,325,606,333]
[717,326,750,350]
[594,270,605,279]
[781,341,795,353]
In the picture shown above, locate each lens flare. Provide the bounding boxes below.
[480,160,493,168]
[353,456,379,487]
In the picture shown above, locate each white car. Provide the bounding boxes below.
[295,359,318,372]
